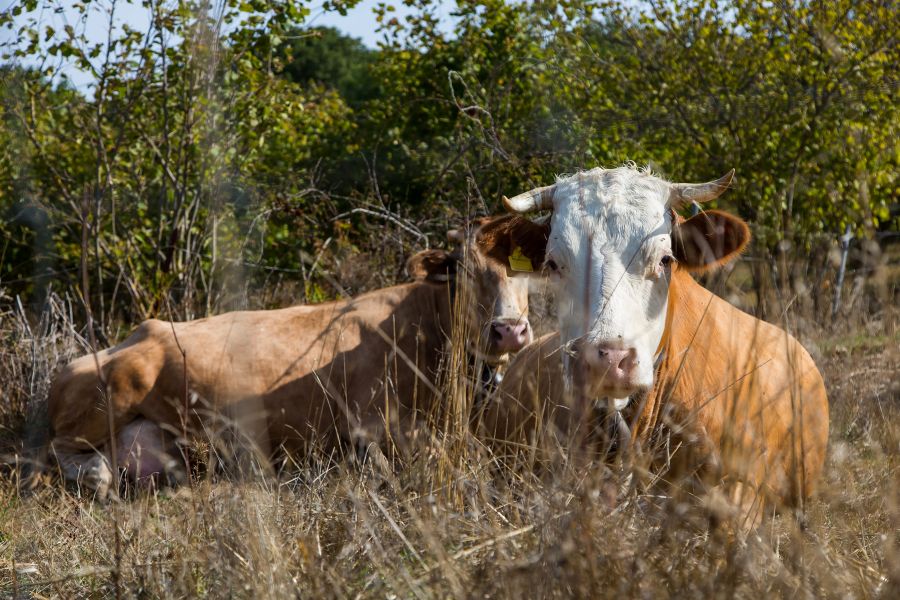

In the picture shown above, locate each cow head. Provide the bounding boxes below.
[495,166,749,405]
[407,216,533,362]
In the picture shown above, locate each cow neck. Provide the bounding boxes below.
[442,269,507,395]
[653,208,681,363]
[627,268,696,443]
[653,283,676,364]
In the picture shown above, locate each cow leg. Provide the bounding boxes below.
[54,448,114,500]
[195,401,275,481]
[729,481,765,533]
[54,419,182,498]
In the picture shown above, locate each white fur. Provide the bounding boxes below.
[543,166,674,396]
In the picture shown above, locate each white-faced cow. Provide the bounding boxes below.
[476,166,829,525]
[38,217,532,497]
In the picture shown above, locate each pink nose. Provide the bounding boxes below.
[491,319,530,352]
[584,343,638,390]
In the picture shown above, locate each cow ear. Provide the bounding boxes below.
[476,215,549,275]
[673,210,750,272]
[446,229,464,244]
[406,249,456,283]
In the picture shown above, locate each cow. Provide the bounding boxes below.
[473,165,829,527]
[37,216,533,498]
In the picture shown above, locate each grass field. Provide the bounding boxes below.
[0,280,897,599]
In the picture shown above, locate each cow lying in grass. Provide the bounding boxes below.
[37,217,532,498]
[475,166,829,528]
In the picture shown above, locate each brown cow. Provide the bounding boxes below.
[475,166,829,526]
[41,216,532,497]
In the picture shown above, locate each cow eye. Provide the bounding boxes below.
[545,259,559,272]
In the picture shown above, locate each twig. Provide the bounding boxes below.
[333,207,429,246]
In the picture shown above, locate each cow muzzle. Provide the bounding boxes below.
[576,341,646,398]
[489,318,531,353]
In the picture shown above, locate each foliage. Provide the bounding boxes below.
[585,0,900,249]
[0,1,353,323]
[0,5,896,594]
[0,0,897,324]
[279,26,379,104]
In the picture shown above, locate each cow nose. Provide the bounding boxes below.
[585,343,638,388]
[491,319,530,352]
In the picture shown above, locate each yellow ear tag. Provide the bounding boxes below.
[508,246,533,272]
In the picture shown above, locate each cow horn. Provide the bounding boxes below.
[668,169,735,209]
[502,184,556,213]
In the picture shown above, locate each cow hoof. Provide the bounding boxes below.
[57,451,116,500]
[82,455,115,500]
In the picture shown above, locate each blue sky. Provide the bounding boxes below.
[1,0,457,89]
[309,0,456,47]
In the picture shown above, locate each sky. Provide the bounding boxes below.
[309,0,457,47]
[1,0,458,90]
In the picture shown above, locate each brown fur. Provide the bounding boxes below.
[478,212,828,524]
[476,216,550,274]
[46,217,529,483]
[406,249,456,282]
[50,283,454,461]
[673,210,751,273]
[630,268,829,508]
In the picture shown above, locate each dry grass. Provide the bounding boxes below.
[0,287,897,599]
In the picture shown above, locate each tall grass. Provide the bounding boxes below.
[1,251,897,597]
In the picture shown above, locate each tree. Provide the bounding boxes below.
[0,1,352,324]
[1,0,896,323]
[279,26,379,104]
